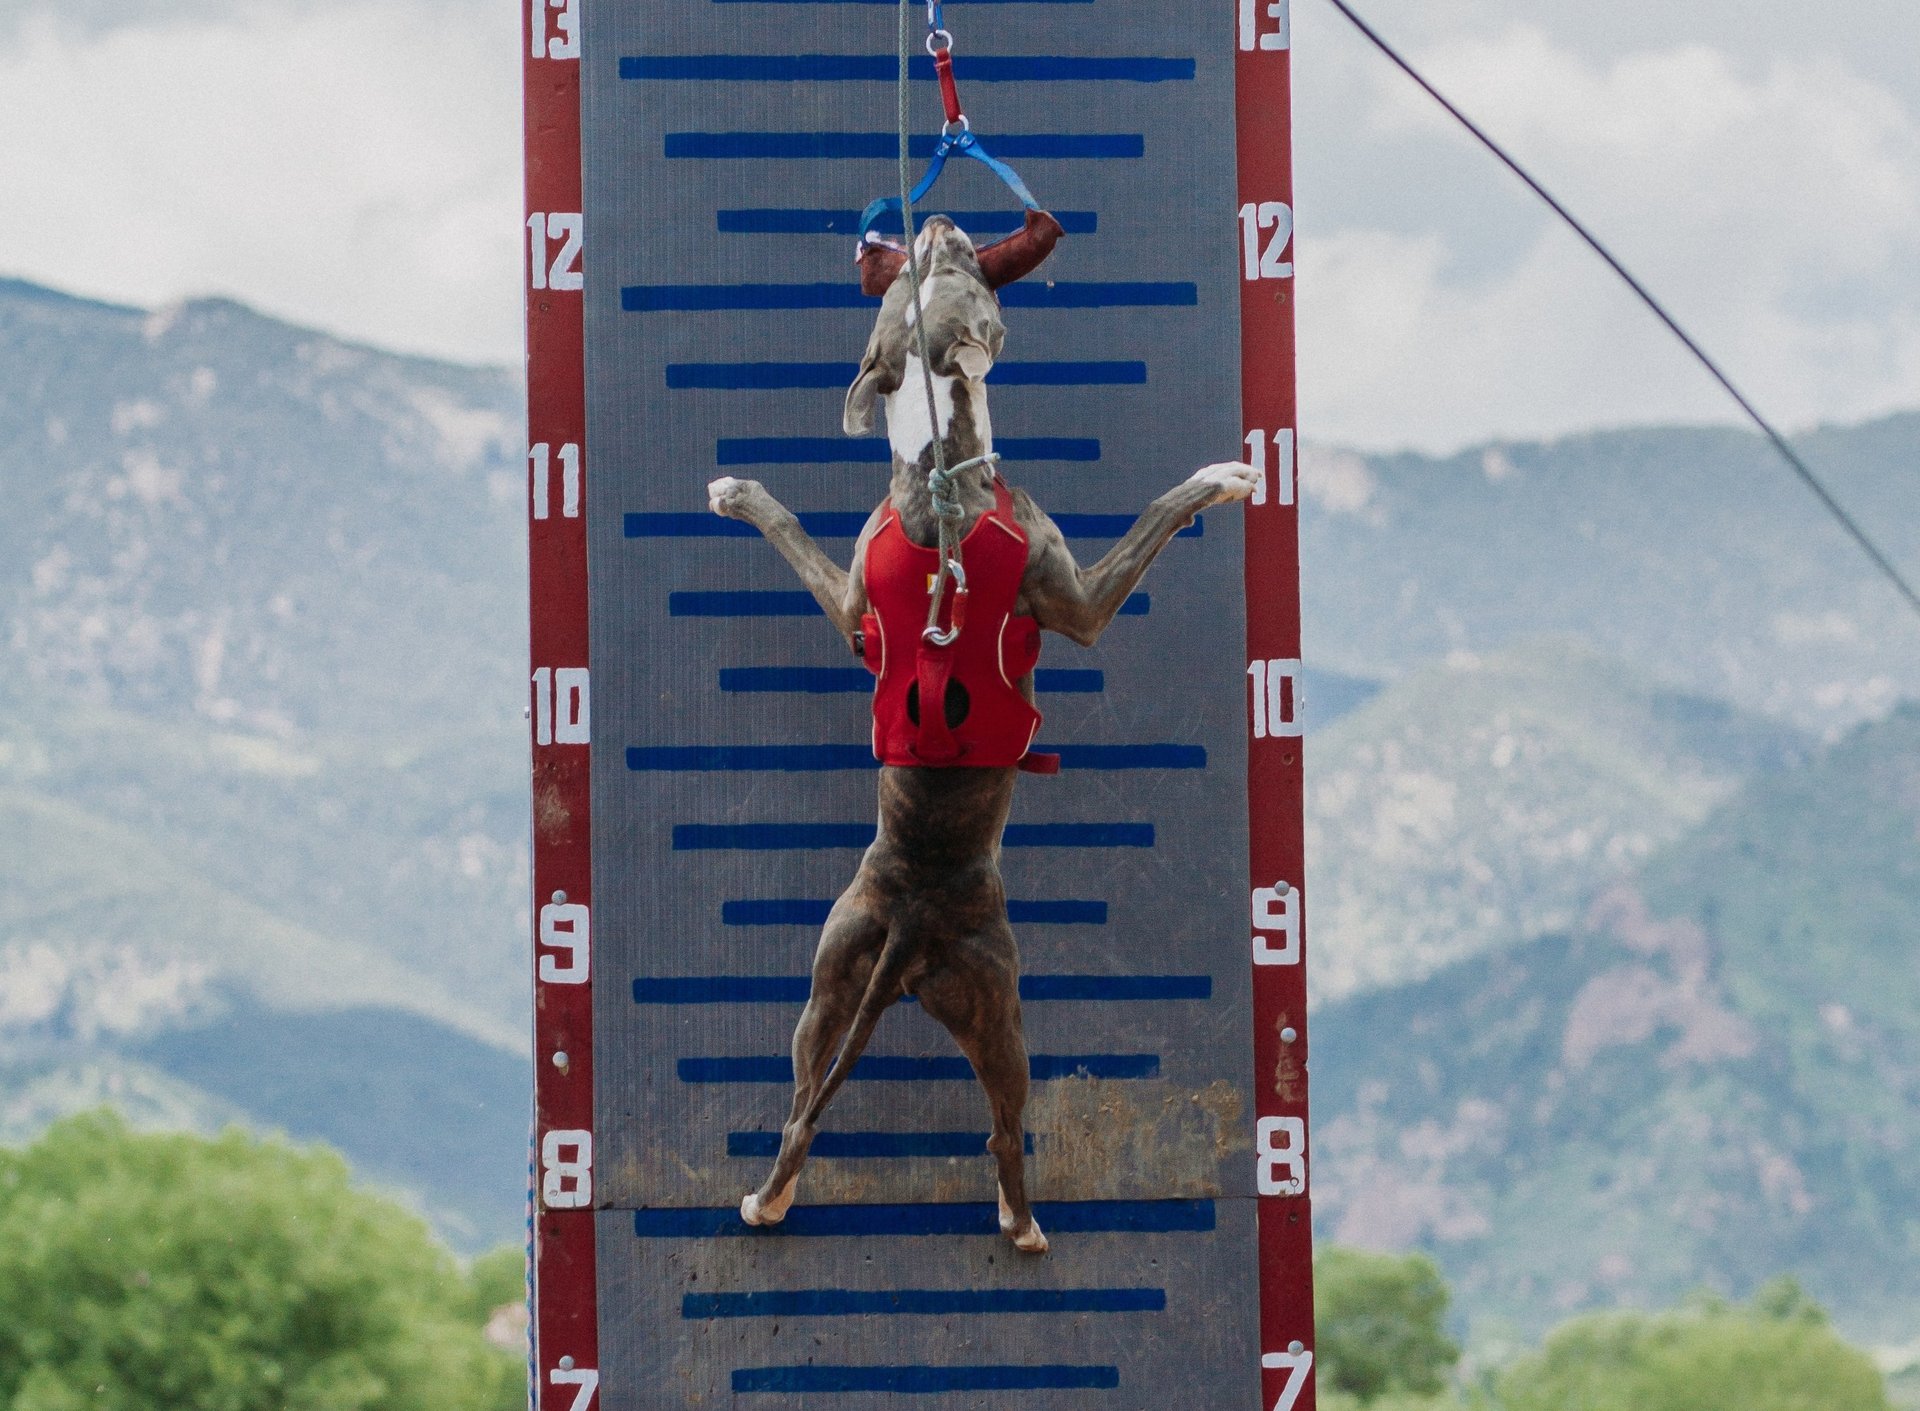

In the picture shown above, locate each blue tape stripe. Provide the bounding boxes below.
[1002,281,1197,308]
[718,208,1098,235]
[636,974,1204,1003]
[715,436,1099,465]
[688,1286,1163,1317]
[629,745,878,772]
[717,668,872,694]
[1021,974,1213,1001]
[1048,744,1207,769]
[712,667,1104,694]
[721,899,1108,926]
[622,281,1194,310]
[627,744,1202,772]
[666,132,1142,160]
[679,1053,1157,1082]
[635,1199,1216,1237]
[733,1365,1121,1393]
[667,360,1144,389]
[624,55,1191,83]
[671,820,1149,849]
[714,0,1098,5]
[724,1131,1032,1159]
[626,511,1196,540]
[670,590,1143,617]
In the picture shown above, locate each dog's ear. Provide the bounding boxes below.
[843,340,902,436]
[939,298,1003,383]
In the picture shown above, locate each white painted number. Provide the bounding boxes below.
[532,667,591,746]
[538,902,591,984]
[1253,879,1301,966]
[1262,1350,1314,1411]
[530,442,582,520]
[531,0,579,61]
[528,213,584,292]
[550,1366,600,1411]
[1248,658,1302,739]
[1244,429,1296,507]
[541,1129,594,1209]
[1257,1116,1308,1196]
[1239,202,1295,281]
[1239,0,1291,51]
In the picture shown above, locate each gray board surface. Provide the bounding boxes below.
[583,2,1256,1404]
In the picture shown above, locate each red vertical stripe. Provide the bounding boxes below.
[525,2,599,1406]
[1236,2,1318,1408]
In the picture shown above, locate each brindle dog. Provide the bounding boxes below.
[706,216,1258,1254]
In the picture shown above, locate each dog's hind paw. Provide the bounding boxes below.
[740,1192,783,1227]
[1011,1219,1049,1255]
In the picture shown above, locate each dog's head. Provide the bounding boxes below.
[843,216,1006,438]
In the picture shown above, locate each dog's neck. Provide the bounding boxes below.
[885,372,996,548]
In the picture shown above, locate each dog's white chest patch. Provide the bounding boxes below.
[886,356,957,464]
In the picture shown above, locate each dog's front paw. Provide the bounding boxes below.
[708,476,764,520]
[1188,461,1262,503]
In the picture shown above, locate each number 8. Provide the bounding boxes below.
[541,1130,593,1209]
[1257,1116,1306,1196]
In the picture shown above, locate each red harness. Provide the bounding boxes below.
[860,476,1058,773]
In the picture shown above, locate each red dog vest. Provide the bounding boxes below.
[860,477,1057,772]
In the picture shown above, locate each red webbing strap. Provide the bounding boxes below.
[913,645,962,763]
[934,49,963,125]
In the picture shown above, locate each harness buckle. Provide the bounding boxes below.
[923,558,968,647]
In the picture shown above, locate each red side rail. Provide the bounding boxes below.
[524,0,599,1406]
[1236,1,1317,1407]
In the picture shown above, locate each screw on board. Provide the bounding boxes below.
[552,890,568,904]
[1281,1027,1298,1043]
[553,1051,570,1070]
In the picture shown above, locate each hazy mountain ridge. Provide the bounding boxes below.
[1300,418,1920,735]
[1306,637,1806,1001]
[2,275,1913,1281]
[1311,705,1920,1344]
[0,279,532,1244]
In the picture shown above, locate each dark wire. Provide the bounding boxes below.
[1320,0,1920,621]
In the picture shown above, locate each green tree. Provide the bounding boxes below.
[0,1112,522,1411]
[1315,1247,1462,1403]
[1492,1282,1889,1411]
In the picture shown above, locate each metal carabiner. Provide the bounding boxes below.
[922,557,969,647]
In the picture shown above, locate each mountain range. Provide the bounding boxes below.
[1312,704,1920,1345]
[1,274,1915,1344]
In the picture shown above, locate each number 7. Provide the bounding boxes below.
[1262,1350,1314,1411]
[550,1367,599,1411]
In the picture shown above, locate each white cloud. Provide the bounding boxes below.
[0,3,521,363]
[1298,27,1920,450]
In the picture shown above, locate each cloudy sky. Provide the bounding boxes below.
[4,0,1918,451]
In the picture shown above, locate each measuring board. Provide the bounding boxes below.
[524,1,1313,1407]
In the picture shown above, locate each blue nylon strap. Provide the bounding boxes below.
[857,134,1040,243]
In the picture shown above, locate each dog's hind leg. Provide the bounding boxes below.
[916,946,1048,1254]
[742,896,886,1227]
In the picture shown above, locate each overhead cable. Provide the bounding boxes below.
[1321,0,1920,622]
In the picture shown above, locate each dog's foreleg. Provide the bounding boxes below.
[1016,462,1260,646]
[708,478,879,641]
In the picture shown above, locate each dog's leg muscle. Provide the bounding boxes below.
[917,943,1047,1254]
[742,894,885,1226]
[1013,462,1260,647]
[708,478,882,640]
